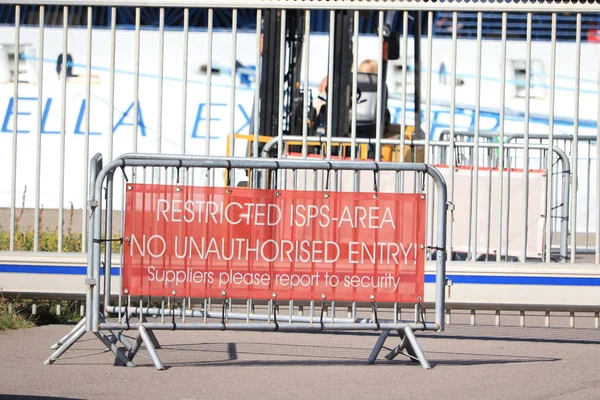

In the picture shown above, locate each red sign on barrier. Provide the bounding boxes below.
[123,184,426,303]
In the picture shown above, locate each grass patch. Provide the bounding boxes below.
[0,297,83,330]
[0,297,34,331]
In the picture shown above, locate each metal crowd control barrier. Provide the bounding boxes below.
[45,153,448,370]
[259,135,570,263]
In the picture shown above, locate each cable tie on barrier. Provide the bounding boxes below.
[176,160,183,185]
[124,301,130,331]
[419,303,427,329]
[120,163,129,182]
[426,245,444,252]
[226,160,232,189]
[171,297,176,331]
[320,301,326,331]
[273,300,279,332]
[221,298,228,331]
[93,238,123,244]
[324,163,332,192]
[373,164,379,196]
[371,301,380,331]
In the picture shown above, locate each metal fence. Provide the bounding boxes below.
[0,0,599,322]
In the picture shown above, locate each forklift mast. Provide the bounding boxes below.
[254,9,422,156]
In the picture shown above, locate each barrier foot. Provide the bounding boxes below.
[367,330,390,364]
[94,332,136,367]
[138,326,165,370]
[50,317,87,350]
[401,326,431,370]
[125,332,144,362]
[44,324,86,365]
[385,330,411,361]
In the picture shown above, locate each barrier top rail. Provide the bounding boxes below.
[7,0,600,12]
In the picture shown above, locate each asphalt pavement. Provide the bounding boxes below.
[1,323,600,399]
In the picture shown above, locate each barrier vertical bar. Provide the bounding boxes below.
[58,6,68,252]
[470,12,482,261]
[108,7,116,162]
[546,14,557,263]
[570,14,581,263]
[33,6,44,252]
[103,171,115,310]
[81,7,93,253]
[181,8,189,156]
[86,154,101,332]
[522,12,532,262]
[375,11,384,162]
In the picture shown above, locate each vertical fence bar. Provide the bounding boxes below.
[448,12,458,259]
[108,7,116,162]
[375,11,384,162]
[399,11,409,165]
[425,11,434,250]
[425,11,433,163]
[597,76,600,264]
[277,9,287,164]
[546,14,557,263]
[351,10,358,162]
[181,8,189,155]
[229,9,238,164]
[522,12,532,262]
[9,5,20,251]
[81,7,93,253]
[253,9,262,163]
[206,9,213,184]
[133,7,141,156]
[570,14,581,263]
[470,12,482,261]
[33,6,44,252]
[157,8,165,158]
[302,10,310,160]
[58,6,68,252]
[326,10,334,160]
[497,12,507,262]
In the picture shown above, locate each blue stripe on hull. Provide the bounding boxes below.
[3,264,600,287]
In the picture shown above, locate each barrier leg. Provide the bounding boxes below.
[94,332,136,367]
[50,317,87,350]
[141,314,162,349]
[138,326,165,370]
[44,324,86,365]
[367,330,390,364]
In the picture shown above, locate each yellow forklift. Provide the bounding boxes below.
[229,10,424,165]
